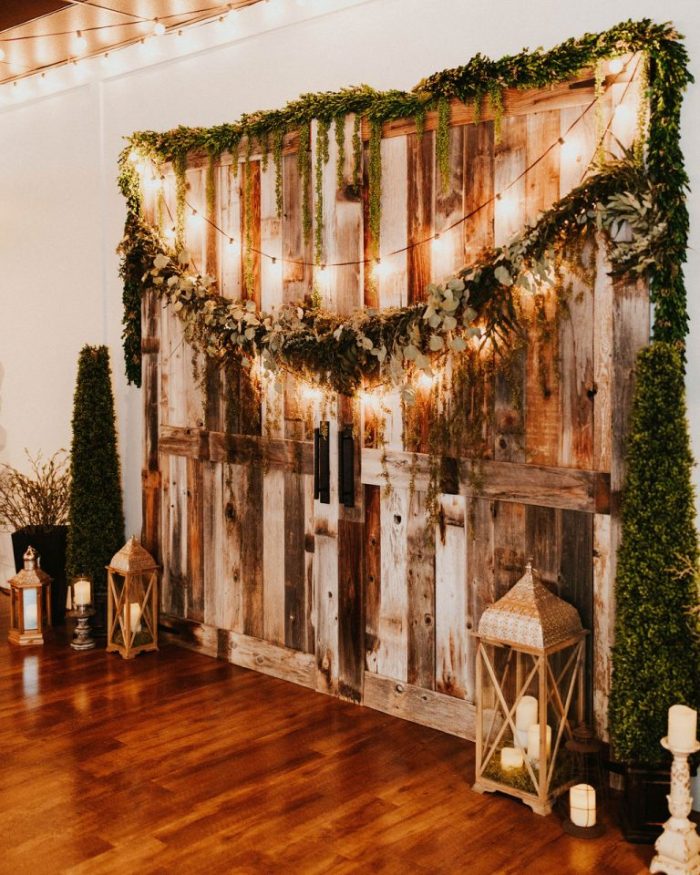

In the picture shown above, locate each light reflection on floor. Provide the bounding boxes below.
[22,654,39,697]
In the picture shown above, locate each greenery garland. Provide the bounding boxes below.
[119,151,661,396]
[119,18,692,387]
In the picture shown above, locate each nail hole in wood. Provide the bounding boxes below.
[394,514,401,525]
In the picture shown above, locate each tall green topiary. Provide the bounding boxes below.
[66,346,125,628]
[609,342,700,763]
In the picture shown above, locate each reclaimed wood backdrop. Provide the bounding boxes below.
[140,58,647,742]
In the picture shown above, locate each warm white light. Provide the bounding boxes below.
[372,258,390,281]
[72,30,87,54]
[559,136,581,164]
[431,233,448,257]
[316,265,329,283]
[302,384,322,403]
[188,209,204,230]
[416,372,434,392]
[226,237,240,255]
[0,48,5,62]
[163,226,176,242]
[496,191,516,217]
[145,175,163,193]
[608,57,624,75]
[359,390,379,408]
[614,102,634,125]
[153,19,166,37]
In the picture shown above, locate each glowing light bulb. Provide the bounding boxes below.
[226,237,240,255]
[188,209,204,230]
[153,19,166,37]
[0,48,6,62]
[73,30,87,54]
[559,136,580,164]
[496,191,516,218]
[302,385,322,403]
[359,390,379,408]
[372,258,390,281]
[417,372,435,392]
[431,233,448,257]
[316,264,329,283]
[608,57,624,75]
[163,226,176,243]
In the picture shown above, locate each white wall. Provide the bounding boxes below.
[1,0,699,580]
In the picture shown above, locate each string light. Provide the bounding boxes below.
[372,258,390,281]
[0,49,5,62]
[416,372,435,392]
[302,385,322,403]
[188,208,204,230]
[163,226,176,243]
[72,31,87,54]
[316,264,329,282]
[153,20,166,37]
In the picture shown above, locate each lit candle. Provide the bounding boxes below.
[123,602,142,634]
[500,747,524,771]
[516,696,538,749]
[527,724,552,761]
[22,589,38,631]
[73,579,91,607]
[668,704,697,750]
[569,783,596,828]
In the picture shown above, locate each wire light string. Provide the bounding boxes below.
[146,57,635,274]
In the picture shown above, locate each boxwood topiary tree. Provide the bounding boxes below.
[66,345,125,629]
[609,341,700,764]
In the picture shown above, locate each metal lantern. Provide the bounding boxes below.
[473,561,587,815]
[106,537,159,660]
[66,575,96,651]
[7,546,52,646]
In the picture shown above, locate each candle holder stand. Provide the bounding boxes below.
[67,606,96,651]
[649,737,700,875]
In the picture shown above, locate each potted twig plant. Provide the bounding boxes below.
[0,450,71,623]
[608,342,700,843]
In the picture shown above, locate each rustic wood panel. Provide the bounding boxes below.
[147,64,648,743]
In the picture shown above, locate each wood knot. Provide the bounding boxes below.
[587,383,598,399]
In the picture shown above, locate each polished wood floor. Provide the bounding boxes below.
[0,600,653,874]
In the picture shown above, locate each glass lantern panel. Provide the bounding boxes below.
[479,644,545,796]
[23,588,39,630]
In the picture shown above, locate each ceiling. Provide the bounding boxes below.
[0,0,263,85]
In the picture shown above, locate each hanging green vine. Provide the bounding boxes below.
[488,84,504,144]
[335,115,346,190]
[273,128,284,218]
[368,118,383,254]
[298,121,312,245]
[594,61,606,165]
[315,119,330,265]
[174,153,187,250]
[206,153,216,222]
[436,97,451,191]
[243,149,255,296]
[120,19,693,388]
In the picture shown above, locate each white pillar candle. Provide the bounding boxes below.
[22,589,38,631]
[123,602,142,634]
[668,704,697,750]
[73,579,91,607]
[569,783,596,828]
[500,747,524,771]
[515,696,538,749]
[527,724,552,760]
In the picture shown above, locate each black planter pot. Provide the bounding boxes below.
[619,762,671,844]
[11,525,69,626]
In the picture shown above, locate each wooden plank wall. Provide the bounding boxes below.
[143,58,647,742]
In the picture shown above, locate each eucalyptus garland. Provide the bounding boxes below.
[119,18,691,388]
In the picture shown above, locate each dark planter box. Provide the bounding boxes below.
[619,762,671,844]
[11,525,69,626]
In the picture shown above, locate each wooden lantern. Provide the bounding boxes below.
[473,561,587,815]
[7,546,52,646]
[106,537,159,659]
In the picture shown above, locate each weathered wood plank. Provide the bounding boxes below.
[407,130,433,303]
[433,123,465,281]
[466,498,495,703]
[494,115,527,462]
[406,491,436,690]
[186,457,204,623]
[363,673,475,740]
[361,447,610,513]
[218,163,243,299]
[435,494,467,698]
[376,486,409,682]
[364,484,382,673]
[524,110,561,466]
[464,121,494,263]
[240,159,261,305]
[492,500,526,600]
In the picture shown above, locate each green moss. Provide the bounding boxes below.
[315,119,330,265]
[608,342,700,764]
[66,346,125,628]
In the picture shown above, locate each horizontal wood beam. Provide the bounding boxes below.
[362,448,610,514]
[159,425,314,474]
[160,614,317,689]
[363,673,475,741]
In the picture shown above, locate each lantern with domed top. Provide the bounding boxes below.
[473,561,587,816]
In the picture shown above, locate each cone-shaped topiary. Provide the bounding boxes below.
[66,346,125,628]
[609,341,700,764]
